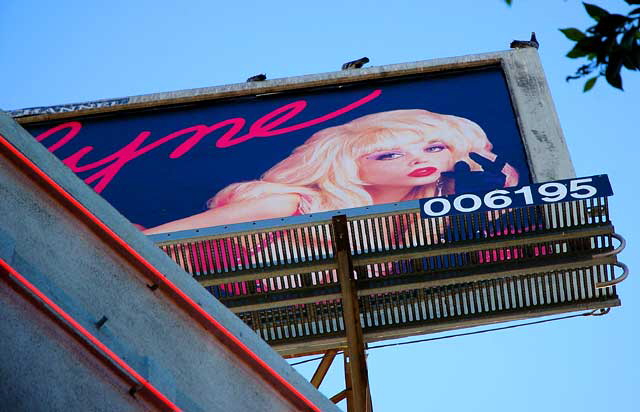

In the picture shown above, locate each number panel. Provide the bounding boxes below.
[420,175,612,218]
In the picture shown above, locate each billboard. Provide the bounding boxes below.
[16,58,531,234]
[12,49,626,358]
[18,63,542,236]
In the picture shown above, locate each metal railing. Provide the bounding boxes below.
[155,196,625,356]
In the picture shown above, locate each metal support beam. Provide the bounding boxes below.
[333,215,371,412]
[310,349,338,388]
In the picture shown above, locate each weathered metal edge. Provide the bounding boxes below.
[500,48,575,181]
[10,50,509,122]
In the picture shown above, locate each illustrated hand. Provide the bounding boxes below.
[441,152,507,194]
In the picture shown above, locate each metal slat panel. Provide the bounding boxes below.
[154,198,623,355]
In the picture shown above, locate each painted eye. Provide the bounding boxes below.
[369,151,404,161]
[425,144,446,153]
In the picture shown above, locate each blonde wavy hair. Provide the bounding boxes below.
[209,109,517,213]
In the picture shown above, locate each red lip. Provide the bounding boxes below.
[408,167,437,177]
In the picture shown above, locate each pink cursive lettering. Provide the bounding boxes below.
[34,90,382,193]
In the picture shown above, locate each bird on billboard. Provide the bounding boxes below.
[510,32,539,49]
[341,57,370,70]
[246,73,267,82]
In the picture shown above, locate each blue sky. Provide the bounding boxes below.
[2,1,638,411]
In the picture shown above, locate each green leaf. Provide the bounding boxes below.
[567,44,589,58]
[505,0,513,5]
[622,54,638,70]
[583,76,598,92]
[605,55,624,89]
[560,28,586,41]
[631,45,640,68]
[594,14,630,36]
[583,2,609,21]
[621,27,638,49]
[575,36,605,54]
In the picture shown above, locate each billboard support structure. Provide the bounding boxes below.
[310,349,338,388]
[334,215,371,412]
[10,48,629,409]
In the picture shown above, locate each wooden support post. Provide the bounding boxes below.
[330,389,348,404]
[344,351,354,412]
[311,349,338,388]
[333,215,371,412]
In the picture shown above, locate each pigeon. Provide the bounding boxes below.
[510,32,539,49]
[246,73,267,82]
[341,57,370,70]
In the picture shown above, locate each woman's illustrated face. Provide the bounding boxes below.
[357,140,455,188]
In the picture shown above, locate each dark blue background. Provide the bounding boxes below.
[26,67,531,228]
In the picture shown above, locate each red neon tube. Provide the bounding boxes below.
[0,133,320,411]
[0,257,181,411]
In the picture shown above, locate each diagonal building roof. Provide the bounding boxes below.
[0,111,338,411]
